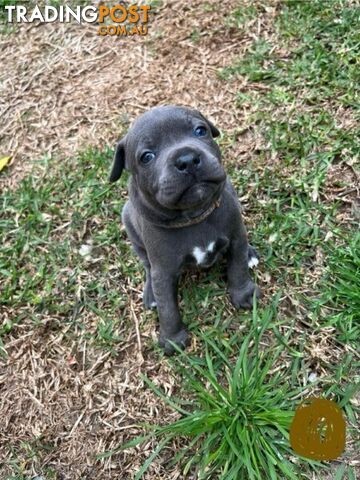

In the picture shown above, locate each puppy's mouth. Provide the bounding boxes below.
[165,179,224,210]
[178,181,216,204]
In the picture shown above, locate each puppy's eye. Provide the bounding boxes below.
[194,126,207,137]
[140,151,155,164]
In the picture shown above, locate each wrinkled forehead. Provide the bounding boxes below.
[127,107,203,147]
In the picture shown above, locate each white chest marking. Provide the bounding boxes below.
[192,242,216,265]
[192,247,206,265]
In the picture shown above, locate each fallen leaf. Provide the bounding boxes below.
[0,156,11,172]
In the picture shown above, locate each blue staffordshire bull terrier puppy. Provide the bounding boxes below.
[110,105,260,355]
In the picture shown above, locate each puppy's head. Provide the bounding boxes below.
[110,105,226,210]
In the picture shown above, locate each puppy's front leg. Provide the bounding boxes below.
[151,269,190,355]
[227,235,261,309]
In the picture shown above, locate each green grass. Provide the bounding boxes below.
[0,0,19,32]
[315,232,360,344]
[0,149,133,352]
[222,0,360,107]
[219,0,359,348]
[225,3,259,28]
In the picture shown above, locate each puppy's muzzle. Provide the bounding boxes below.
[174,150,201,173]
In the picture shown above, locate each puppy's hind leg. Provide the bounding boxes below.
[133,244,157,309]
[122,205,156,309]
[128,242,157,310]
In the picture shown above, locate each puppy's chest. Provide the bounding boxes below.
[184,237,229,269]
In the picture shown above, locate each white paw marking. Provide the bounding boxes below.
[207,241,215,252]
[192,246,207,265]
[248,256,259,269]
[150,301,157,308]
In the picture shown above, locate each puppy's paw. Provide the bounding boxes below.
[159,328,190,356]
[248,245,259,269]
[229,281,261,309]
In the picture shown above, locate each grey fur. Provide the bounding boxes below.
[110,105,261,355]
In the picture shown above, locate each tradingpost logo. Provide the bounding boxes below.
[4,3,151,36]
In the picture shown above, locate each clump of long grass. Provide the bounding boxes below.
[104,303,319,479]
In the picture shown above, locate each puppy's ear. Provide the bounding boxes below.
[194,110,220,138]
[109,137,126,182]
[205,118,220,138]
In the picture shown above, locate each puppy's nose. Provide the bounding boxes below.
[174,152,201,172]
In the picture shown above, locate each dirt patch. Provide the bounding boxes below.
[0,0,270,189]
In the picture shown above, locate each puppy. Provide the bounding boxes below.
[110,105,260,354]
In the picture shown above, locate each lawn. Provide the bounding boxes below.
[0,0,359,479]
